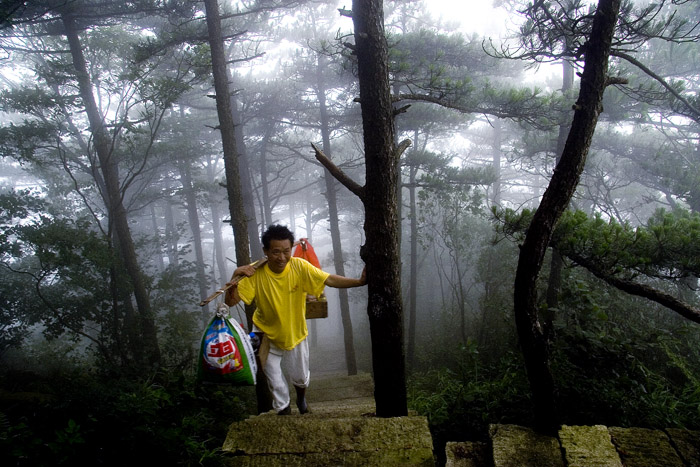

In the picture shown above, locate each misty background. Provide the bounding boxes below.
[1,0,699,465]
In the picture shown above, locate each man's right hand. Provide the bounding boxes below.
[234,264,256,277]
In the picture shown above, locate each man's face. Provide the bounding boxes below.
[264,238,293,273]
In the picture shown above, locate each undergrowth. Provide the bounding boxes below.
[0,363,256,466]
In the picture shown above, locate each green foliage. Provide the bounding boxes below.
[554,208,700,280]
[0,120,59,164]
[0,355,256,466]
[409,252,700,445]
[551,271,700,429]
[495,206,700,282]
[408,344,532,441]
[0,188,200,370]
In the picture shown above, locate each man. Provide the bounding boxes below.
[225,224,366,415]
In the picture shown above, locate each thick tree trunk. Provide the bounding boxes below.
[63,12,161,368]
[513,0,621,432]
[353,0,407,417]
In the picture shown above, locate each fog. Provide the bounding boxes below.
[1,0,700,464]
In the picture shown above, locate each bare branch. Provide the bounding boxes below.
[310,142,365,201]
[394,138,411,160]
[393,104,410,116]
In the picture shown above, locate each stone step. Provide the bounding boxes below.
[223,413,434,454]
[306,372,375,402]
[446,424,700,467]
[222,373,435,466]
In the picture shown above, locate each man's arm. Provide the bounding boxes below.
[224,264,256,306]
[224,284,242,306]
[324,267,367,288]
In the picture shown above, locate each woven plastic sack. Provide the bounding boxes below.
[197,303,257,385]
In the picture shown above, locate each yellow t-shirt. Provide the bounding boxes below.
[237,257,330,350]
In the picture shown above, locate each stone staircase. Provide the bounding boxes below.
[448,424,700,466]
[222,373,700,466]
[221,373,434,466]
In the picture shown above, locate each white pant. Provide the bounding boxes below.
[264,338,310,411]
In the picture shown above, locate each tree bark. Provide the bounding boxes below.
[203,0,250,269]
[352,0,408,417]
[62,12,161,368]
[512,0,621,432]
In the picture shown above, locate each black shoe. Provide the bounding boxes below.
[297,399,310,414]
[294,385,310,414]
[277,405,291,415]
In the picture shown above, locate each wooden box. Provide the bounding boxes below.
[306,297,328,319]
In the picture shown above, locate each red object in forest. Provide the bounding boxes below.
[293,238,321,269]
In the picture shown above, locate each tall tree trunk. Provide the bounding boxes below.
[204,0,271,413]
[231,96,262,255]
[149,204,165,274]
[203,0,250,269]
[513,0,621,432]
[205,156,228,283]
[457,262,467,345]
[259,125,275,227]
[406,161,418,369]
[491,120,503,206]
[163,196,179,267]
[353,0,407,417]
[62,12,160,368]
[210,194,228,283]
[178,161,210,321]
[316,54,358,375]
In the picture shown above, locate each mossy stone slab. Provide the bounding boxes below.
[224,414,432,454]
[224,448,434,466]
[558,425,621,467]
[665,428,700,466]
[608,427,684,467]
[489,424,564,467]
